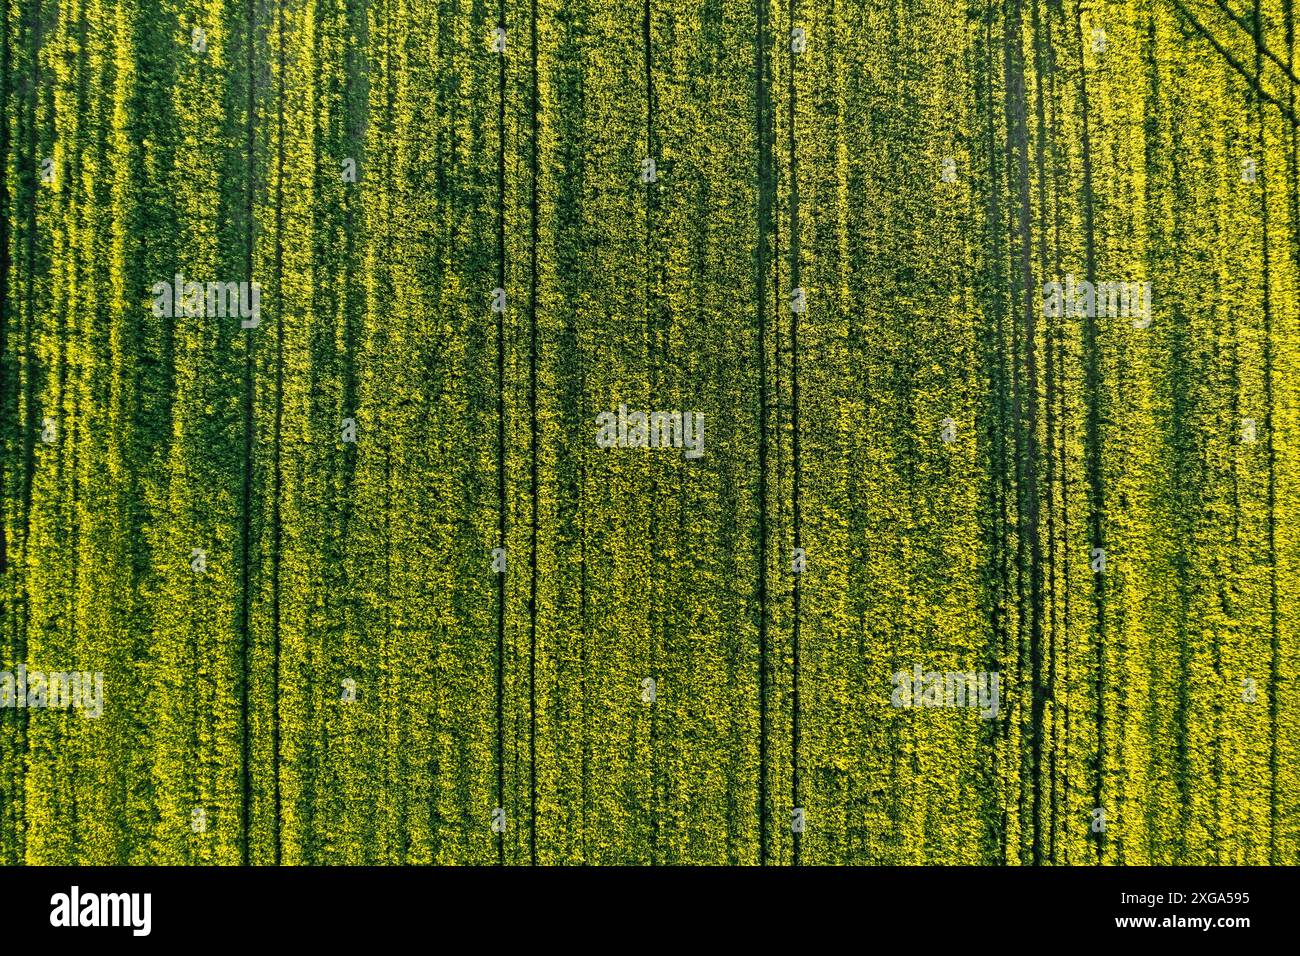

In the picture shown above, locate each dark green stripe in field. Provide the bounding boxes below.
[1,0,1297,864]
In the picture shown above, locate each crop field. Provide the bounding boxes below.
[1,0,1299,866]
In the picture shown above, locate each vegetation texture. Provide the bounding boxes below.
[2,0,1299,864]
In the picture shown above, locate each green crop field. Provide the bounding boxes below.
[1,0,1298,866]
